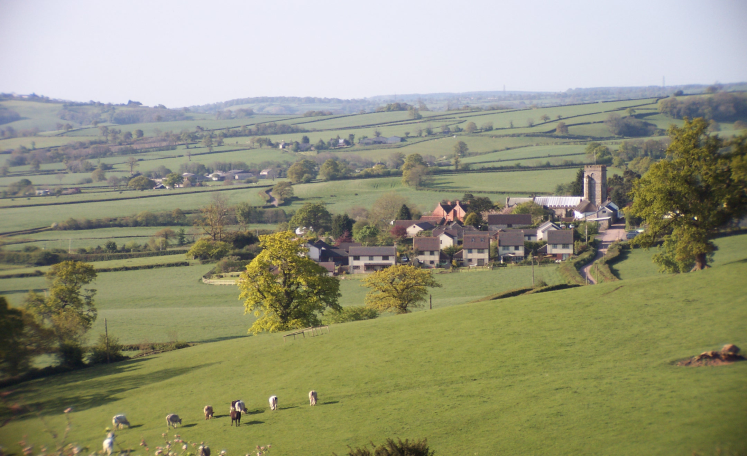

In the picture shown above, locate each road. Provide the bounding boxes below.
[581,223,626,284]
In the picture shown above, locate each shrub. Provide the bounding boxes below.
[324,306,379,324]
[58,343,85,369]
[338,438,434,456]
[88,333,128,364]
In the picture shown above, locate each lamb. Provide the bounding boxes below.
[230,409,241,426]
[203,405,214,420]
[103,432,115,456]
[166,414,182,429]
[269,396,278,411]
[112,414,130,429]
[309,390,317,406]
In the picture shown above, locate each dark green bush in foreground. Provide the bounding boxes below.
[324,306,379,324]
[338,438,434,456]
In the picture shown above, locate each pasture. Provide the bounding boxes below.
[0,261,744,455]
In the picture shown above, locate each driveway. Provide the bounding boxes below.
[581,223,626,284]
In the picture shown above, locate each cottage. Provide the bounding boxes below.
[437,230,457,248]
[497,231,525,262]
[406,222,434,238]
[348,246,396,273]
[487,214,532,230]
[545,229,574,260]
[536,221,560,240]
[462,233,490,266]
[414,237,441,268]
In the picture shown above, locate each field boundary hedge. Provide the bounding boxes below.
[0,261,191,279]
[590,242,623,283]
[558,241,598,285]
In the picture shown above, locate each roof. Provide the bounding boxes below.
[410,222,434,230]
[574,200,598,213]
[487,214,532,226]
[414,237,440,251]
[335,242,361,252]
[463,233,490,249]
[392,220,416,228]
[419,215,445,224]
[522,229,538,236]
[307,240,334,250]
[349,246,396,256]
[317,262,335,273]
[538,221,560,231]
[546,230,574,244]
[533,196,583,208]
[498,231,524,246]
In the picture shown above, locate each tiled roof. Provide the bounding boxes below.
[546,230,574,244]
[487,214,532,226]
[349,246,396,256]
[463,233,490,249]
[498,231,525,246]
[414,237,440,251]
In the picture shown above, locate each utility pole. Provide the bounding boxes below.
[429,294,432,310]
[105,318,110,364]
[531,250,535,287]
[585,223,588,245]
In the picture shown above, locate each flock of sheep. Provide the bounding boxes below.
[102,391,318,455]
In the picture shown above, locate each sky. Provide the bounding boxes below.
[1,0,746,108]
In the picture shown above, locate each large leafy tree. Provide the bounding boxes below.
[289,202,333,233]
[362,265,442,314]
[24,261,97,350]
[629,118,747,271]
[0,297,50,376]
[238,231,341,333]
[331,213,354,239]
[196,193,229,241]
[287,159,316,183]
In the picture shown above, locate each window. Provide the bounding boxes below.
[429,261,434,265]
[382,256,389,261]
[514,246,520,251]
[477,249,485,254]
[369,256,374,261]
[353,256,360,261]
[468,249,473,254]
[562,244,570,249]
[552,244,558,249]
[353,265,360,270]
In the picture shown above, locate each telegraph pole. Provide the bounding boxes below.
[531,250,535,287]
[105,318,110,364]
[429,294,432,310]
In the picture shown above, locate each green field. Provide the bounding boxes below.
[610,234,747,280]
[1,261,744,455]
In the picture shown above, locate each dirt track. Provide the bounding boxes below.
[581,223,626,284]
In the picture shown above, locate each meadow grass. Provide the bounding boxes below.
[0,254,197,277]
[0,261,744,455]
[0,135,100,151]
[610,233,747,280]
[426,168,578,194]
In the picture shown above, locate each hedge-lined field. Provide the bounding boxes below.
[1,260,744,455]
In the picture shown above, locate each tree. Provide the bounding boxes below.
[319,159,347,181]
[186,238,230,260]
[396,204,412,220]
[463,212,481,227]
[134,129,144,139]
[163,173,184,188]
[287,159,316,183]
[390,225,407,240]
[125,156,139,174]
[24,261,97,364]
[629,118,747,271]
[401,154,428,187]
[464,122,477,133]
[481,121,493,131]
[238,231,341,334]
[540,114,550,122]
[331,213,354,239]
[387,152,405,169]
[91,169,106,182]
[353,224,380,245]
[362,265,442,314]
[556,122,569,134]
[0,297,49,376]
[290,202,333,233]
[272,181,294,204]
[195,193,229,241]
[453,141,469,156]
[370,193,412,227]
[512,201,549,224]
[526,118,535,127]
[128,175,155,190]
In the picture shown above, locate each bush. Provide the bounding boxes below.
[324,306,379,324]
[58,343,85,369]
[88,334,129,364]
[338,438,434,456]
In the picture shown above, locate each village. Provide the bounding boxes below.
[303,164,621,275]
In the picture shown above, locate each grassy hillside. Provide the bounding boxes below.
[1,261,745,455]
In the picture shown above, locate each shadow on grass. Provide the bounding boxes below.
[277,406,297,411]
[322,401,340,405]
[129,424,144,429]
[180,423,197,428]
[16,360,220,418]
[244,420,264,425]
[197,335,252,344]
[723,258,747,266]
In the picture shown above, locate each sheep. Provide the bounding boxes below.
[309,390,317,406]
[230,409,241,426]
[269,396,278,411]
[103,432,115,456]
[232,400,247,414]
[166,414,182,429]
[198,445,211,456]
[203,405,213,420]
[112,414,130,429]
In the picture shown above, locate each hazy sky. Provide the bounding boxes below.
[1,0,746,107]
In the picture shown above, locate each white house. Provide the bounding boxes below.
[497,231,525,262]
[414,237,441,268]
[462,233,490,266]
[537,221,560,241]
[349,246,396,273]
[545,230,574,260]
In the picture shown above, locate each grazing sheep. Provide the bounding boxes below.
[232,400,247,414]
[166,414,182,429]
[309,390,317,406]
[230,409,241,426]
[112,414,130,429]
[269,396,278,411]
[198,445,211,456]
[103,433,115,455]
[203,406,213,420]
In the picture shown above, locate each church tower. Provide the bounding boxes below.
[583,165,607,207]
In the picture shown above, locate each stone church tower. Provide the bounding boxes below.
[584,165,607,207]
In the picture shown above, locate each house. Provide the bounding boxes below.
[386,136,403,144]
[298,143,314,152]
[499,229,537,242]
[278,141,287,149]
[35,189,50,196]
[573,199,598,219]
[349,246,396,273]
[153,183,167,190]
[406,222,434,238]
[437,230,457,248]
[433,221,477,245]
[431,200,469,222]
[182,172,210,182]
[414,237,441,268]
[462,233,490,266]
[234,172,254,180]
[537,221,560,241]
[209,172,226,181]
[487,213,532,230]
[545,229,574,260]
[497,231,525,262]
[318,262,336,276]
[259,169,276,179]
